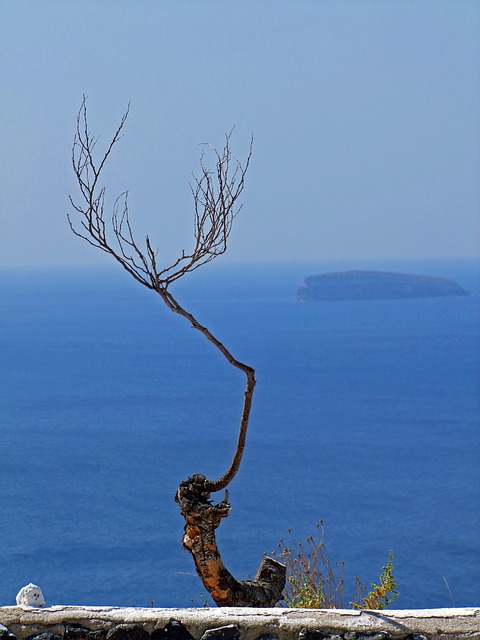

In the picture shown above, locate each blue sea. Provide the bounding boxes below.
[1,260,479,609]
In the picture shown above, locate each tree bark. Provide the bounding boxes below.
[69,99,286,607]
[175,474,286,607]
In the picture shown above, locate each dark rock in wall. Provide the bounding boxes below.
[298,632,428,640]
[151,622,194,640]
[65,625,106,640]
[199,626,240,640]
[106,626,149,640]
[25,634,64,640]
[0,625,17,640]
[300,630,387,640]
[299,631,331,640]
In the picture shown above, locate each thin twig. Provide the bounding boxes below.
[69,97,254,490]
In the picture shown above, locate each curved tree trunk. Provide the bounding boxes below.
[162,288,286,607]
[69,99,286,607]
[175,474,286,607]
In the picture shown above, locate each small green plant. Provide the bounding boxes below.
[272,521,361,608]
[272,522,398,609]
[287,574,326,608]
[351,550,399,610]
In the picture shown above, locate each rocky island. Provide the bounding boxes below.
[298,270,469,301]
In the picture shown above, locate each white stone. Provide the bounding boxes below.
[15,584,46,608]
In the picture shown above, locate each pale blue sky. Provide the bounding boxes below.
[1,1,479,267]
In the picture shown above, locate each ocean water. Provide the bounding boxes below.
[1,260,479,609]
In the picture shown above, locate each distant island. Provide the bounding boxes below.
[298,270,470,301]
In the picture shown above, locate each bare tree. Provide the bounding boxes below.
[69,97,285,607]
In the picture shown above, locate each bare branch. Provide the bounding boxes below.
[69,98,253,292]
[69,97,255,485]
[67,100,284,607]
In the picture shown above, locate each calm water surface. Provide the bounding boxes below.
[1,260,479,608]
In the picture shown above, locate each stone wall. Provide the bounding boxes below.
[1,606,479,640]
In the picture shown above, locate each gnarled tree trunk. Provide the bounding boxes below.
[69,97,286,606]
[176,474,286,607]
[160,289,286,606]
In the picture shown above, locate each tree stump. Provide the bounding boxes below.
[176,474,286,607]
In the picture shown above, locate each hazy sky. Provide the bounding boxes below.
[1,1,479,267]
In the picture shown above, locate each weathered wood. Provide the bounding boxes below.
[69,101,283,606]
[175,474,286,607]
